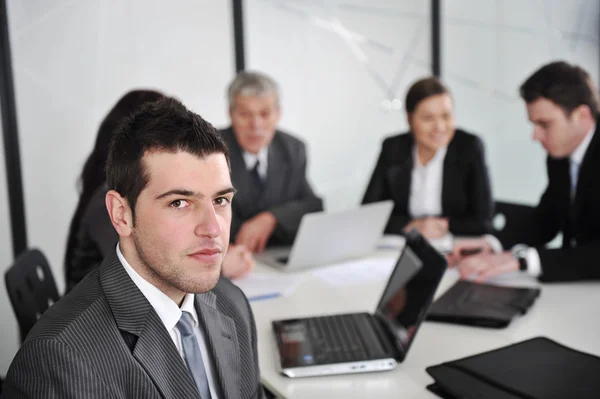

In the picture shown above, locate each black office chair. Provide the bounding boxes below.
[5,249,60,343]
[492,201,537,249]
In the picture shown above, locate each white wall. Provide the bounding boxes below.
[244,0,432,211]
[0,109,20,375]
[442,0,599,205]
[2,0,235,372]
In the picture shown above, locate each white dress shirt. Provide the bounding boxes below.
[486,124,596,277]
[242,147,269,180]
[117,244,219,398]
[408,145,448,218]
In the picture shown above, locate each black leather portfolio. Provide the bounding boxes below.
[426,280,541,328]
[426,337,600,399]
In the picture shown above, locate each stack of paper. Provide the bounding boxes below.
[231,272,305,301]
[312,257,398,286]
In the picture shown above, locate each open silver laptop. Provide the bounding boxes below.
[256,201,393,271]
[272,230,447,378]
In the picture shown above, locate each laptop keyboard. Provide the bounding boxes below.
[304,314,388,364]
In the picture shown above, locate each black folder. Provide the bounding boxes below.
[426,280,541,328]
[426,337,600,399]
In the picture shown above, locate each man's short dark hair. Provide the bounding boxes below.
[520,61,600,118]
[106,98,229,216]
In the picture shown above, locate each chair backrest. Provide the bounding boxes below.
[492,201,537,249]
[4,249,60,343]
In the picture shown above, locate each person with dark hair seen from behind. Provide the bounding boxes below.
[65,90,254,292]
[220,71,323,253]
[5,98,264,398]
[64,90,165,292]
[362,77,493,239]
[451,61,600,283]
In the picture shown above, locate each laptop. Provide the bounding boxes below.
[256,200,393,271]
[272,229,447,378]
[427,280,541,328]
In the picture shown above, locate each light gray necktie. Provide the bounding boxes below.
[570,159,580,199]
[177,311,212,399]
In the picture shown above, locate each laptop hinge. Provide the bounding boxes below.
[372,313,404,359]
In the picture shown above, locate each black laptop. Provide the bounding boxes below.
[272,230,447,378]
[427,280,541,328]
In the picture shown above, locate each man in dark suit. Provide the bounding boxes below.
[453,61,600,283]
[220,71,323,254]
[4,99,264,398]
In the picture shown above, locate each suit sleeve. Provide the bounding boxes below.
[524,158,564,247]
[3,339,113,398]
[362,143,410,235]
[268,142,323,242]
[362,144,389,205]
[242,294,267,399]
[85,191,118,257]
[68,190,118,286]
[230,201,244,243]
[537,240,600,282]
[448,137,494,235]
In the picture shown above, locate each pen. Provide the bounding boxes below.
[248,292,281,302]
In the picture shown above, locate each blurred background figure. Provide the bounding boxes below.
[64,90,166,291]
[362,77,493,239]
[220,71,323,253]
[452,61,600,283]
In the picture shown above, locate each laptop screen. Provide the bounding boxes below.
[375,236,446,352]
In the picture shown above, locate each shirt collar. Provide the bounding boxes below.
[413,145,448,169]
[571,124,596,165]
[117,243,199,331]
[242,147,268,170]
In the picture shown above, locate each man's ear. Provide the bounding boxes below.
[105,190,133,237]
[572,104,592,124]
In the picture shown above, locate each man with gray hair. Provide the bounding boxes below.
[220,71,323,255]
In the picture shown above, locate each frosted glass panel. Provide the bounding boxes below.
[7,0,235,292]
[443,0,599,204]
[245,0,432,211]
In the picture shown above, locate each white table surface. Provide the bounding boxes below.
[247,250,600,399]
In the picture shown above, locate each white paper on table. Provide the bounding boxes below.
[312,257,398,286]
[378,233,454,254]
[377,234,406,250]
[231,272,305,301]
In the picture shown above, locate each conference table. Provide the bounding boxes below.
[244,247,600,399]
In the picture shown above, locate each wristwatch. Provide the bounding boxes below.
[511,244,529,271]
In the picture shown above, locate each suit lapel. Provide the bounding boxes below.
[265,133,290,204]
[222,127,261,215]
[195,292,241,399]
[100,253,199,399]
[132,313,200,399]
[386,136,413,211]
[441,139,459,214]
[572,126,600,226]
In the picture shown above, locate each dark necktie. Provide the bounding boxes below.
[176,312,212,399]
[250,159,265,192]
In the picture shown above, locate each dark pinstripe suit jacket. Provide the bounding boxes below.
[4,252,264,399]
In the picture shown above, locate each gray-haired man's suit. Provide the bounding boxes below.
[4,252,264,399]
[220,127,323,246]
